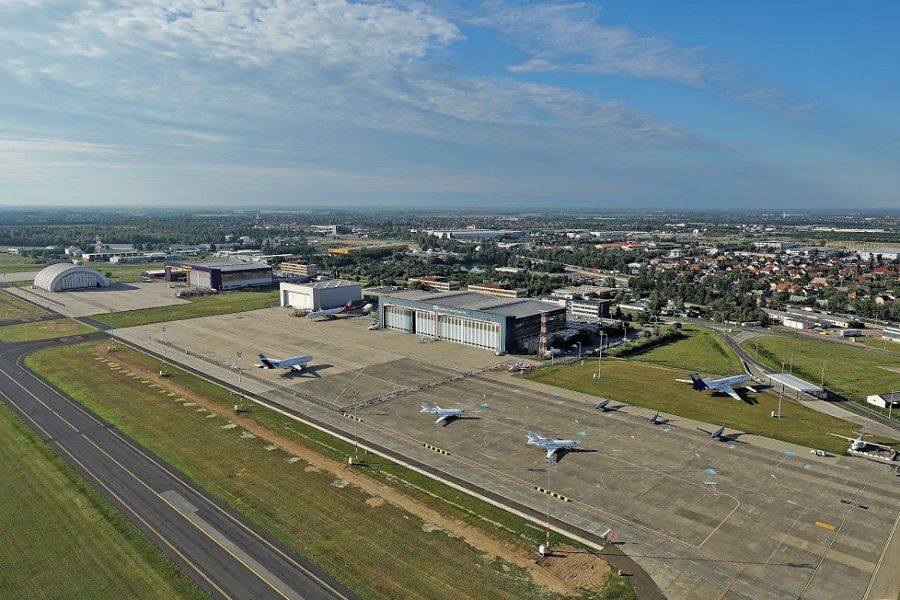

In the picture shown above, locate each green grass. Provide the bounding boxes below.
[94,262,168,284]
[741,335,900,420]
[854,336,900,355]
[92,291,278,328]
[627,325,743,375]
[0,401,206,599]
[527,358,893,455]
[27,342,631,600]
[0,290,47,320]
[0,251,42,273]
[0,318,94,342]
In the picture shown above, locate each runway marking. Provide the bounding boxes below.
[0,387,233,600]
[815,521,835,530]
[160,490,305,600]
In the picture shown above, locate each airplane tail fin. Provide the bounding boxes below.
[690,373,708,391]
[526,431,541,443]
[258,354,275,369]
[340,300,353,314]
[420,401,436,413]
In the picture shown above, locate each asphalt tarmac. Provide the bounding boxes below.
[0,335,355,600]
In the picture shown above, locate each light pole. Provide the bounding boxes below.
[890,390,896,420]
[820,361,825,390]
[576,342,582,360]
[777,360,785,419]
[236,351,243,388]
[541,457,553,557]
[597,331,607,381]
[160,326,167,376]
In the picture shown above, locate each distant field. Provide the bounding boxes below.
[854,336,900,354]
[627,325,743,375]
[0,319,94,342]
[0,402,204,599]
[94,261,168,283]
[27,342,629,600]
[0,290,46,320]
[741,336,900,416]
[93,290,278,328]
[527,358,889,454]
[0,251,42,273]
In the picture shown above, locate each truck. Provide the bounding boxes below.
[840,328,862,338]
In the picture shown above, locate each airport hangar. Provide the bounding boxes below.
[33,263,110,291]
[279,280,361,310]
[165,261,273,291]
[377,290,566,354]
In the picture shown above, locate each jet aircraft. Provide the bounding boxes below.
[306,300,353,320]
[526,431,582,460]
[420,402,468,425]
[256,353,313,372]
[682,373,754,401]
[648,411,669,425]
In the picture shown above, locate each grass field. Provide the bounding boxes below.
[527,358,892,455]
[0,251,42,273]
[627,325,743,375]
[0,401,205,599]
[0,290,46,320]
[741,335,900,419]
[92,291,278,328]
[855,336,900,354]
[0,319,94,342]
[27,342,631,600]
[94,262,168,284]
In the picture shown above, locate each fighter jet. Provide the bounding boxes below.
[593,399,623,412]
[526,431,582,460]
[509,361,526,372]
[681,373,754,401]
[420,402,468,426]
[829,429,899,459]
[648,411,669,425]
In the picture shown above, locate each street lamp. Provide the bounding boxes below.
[776,360,785,419]
[576,341,582,360]
[540,457,554,557]
[235,351,243,388]
[160,326,167,377]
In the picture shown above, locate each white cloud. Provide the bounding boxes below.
[475,1,707,84]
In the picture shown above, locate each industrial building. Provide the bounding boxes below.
[466,283,528,298]
[867,392,899,409]
[166,261,273,291]
[278,262,318,277]
[377,290,565,354]
[82,250,142,262]
[883,327,900,344]
[279,280,361,311]
[425,229,525,241]
[408,276,460,292]
[33,263,110,292]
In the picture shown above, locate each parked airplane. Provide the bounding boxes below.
[829,429,899,459]
[648,411,669,425]
[305,300,353,320]
[420,402,468,425]
[509,361,526,372]
[709,423,727,439]
[593,399,623,412]
[526,431,582,459]
[680,373,753,400]
[256,353,313,372]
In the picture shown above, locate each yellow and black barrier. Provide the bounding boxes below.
[423,443,451,456]
[534,486,571,502]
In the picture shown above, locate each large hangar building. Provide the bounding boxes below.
[378,290,566,354]
[280,280,361,310]
[166,261,273,291]
[33,263,110,292]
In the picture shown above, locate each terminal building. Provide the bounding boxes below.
[166,261,273,291]
[377,290,566,354]
[279,280,361,310]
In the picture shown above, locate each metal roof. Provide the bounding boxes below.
[386,290,563,319]
[33,263,109,291]
[177,261,271,273]
[768,373,823,392]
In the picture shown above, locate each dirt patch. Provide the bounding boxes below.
[97,343,613,596]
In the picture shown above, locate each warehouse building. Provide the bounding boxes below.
[280,280,361,310]
[166,261,273,291]
[378,290,565,354]
[33,263,110,292]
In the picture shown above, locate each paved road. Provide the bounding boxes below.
[0,337,355,600]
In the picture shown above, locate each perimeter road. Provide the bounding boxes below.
[0,337,354,600]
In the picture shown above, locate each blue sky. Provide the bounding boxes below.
[1,1,898,210]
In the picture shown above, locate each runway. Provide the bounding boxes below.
[0,336,355,600]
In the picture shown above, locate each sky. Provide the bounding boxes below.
[1,1,898,211]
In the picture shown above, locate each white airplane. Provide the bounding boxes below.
[509,361,526,372]
[420,401,468,425]
[682,373,753,401]
[256,353,313,372]
[829,429,899,459]
[526,431,582,459]
[305,300,353,320]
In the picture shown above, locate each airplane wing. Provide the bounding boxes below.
[827,433,856,442]
[435,415,450,425]
[721,386,743,401]
[290,364,305,372]
[866,440,898,452]
[546,447,558,459]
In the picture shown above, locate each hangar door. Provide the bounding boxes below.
[416,311,436,337]
[437,315,500,351]
[384,305,414,332]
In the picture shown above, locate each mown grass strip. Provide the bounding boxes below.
[92,291,278,328]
